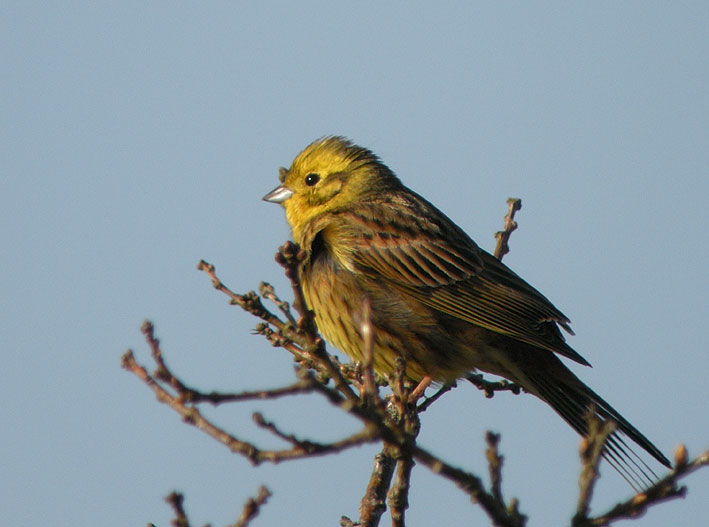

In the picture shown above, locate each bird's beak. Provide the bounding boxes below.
[262,185,294,203]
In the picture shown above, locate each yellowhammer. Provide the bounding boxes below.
[263,136,670,486]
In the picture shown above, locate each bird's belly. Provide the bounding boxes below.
[302,269,512,382]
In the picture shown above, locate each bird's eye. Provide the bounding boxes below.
[305,173,320,186]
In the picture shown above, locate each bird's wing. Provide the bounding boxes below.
[339,198,589,366]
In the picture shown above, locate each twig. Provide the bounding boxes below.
[231,486,272,527]
[260,282,297,326]
[573,412,616,525]
[273,242,316,334]
[458,198,525,402]
[417,381,457,413]
[197,261,287,336]
[185,382,320,405]
[493,198,522,260]
[411,441,526,527]
[582,447,709,527]
[356,446,398,527]
[132,321,320,404]
[122,335,379,466]
[388,454,414,527]
[165,492,190,527]
[199,254,363,407]
[465,372,522,398]
[252,411,378,455]
[486,432,504,505]
[274,243,361,407]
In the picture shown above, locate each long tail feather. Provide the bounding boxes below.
[526,368,670,489]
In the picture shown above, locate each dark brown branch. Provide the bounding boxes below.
[411,441,526,527]
[466,373,522,399]
[187,382,319,405]
[165,492,190,527]
[252,411,379,455]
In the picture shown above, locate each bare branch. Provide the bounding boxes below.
[197,260,287,335]
[231,486,272,527]
[486,432,504,505]
[356,446,397,527]
[582,448,709,526]
[273,243,361,406]
[388,454,414,527]
[411,441,526,527]
[417,381,457,413]
[253,411,379,455]
[260,281,297,326]
[466,372,522,398]
[122,332,379,466]
[165,492,190,527]
[457,197,525,400]
[494,198,522,260]
[573,412,616,525]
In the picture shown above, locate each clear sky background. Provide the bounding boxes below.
[2,3,707,526]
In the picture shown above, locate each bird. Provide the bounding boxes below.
[263,136,671,488]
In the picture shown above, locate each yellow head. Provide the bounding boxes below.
[263,137,400,240]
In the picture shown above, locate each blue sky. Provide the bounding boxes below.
[2,2,707,526]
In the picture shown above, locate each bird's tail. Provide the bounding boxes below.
[521,361,671,490]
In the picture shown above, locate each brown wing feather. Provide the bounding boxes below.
[335,193,590,366]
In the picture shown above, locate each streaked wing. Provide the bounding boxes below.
[340,195,590,366]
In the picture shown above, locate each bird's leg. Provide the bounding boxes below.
[410,376,433,400]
